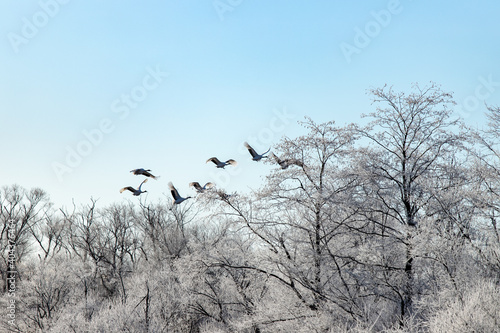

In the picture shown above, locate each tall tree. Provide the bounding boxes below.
[355,83,463,324]
[211,118,364,329]
[468,105,500,277]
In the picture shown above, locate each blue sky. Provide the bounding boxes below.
[1,0,499,208]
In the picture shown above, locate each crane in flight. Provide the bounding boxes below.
[244,142,270,161]
[130,168,159,179]
[206,157,237,169]
[189,182,214,193]
[120,179,148,196]
[270,153,304,169]
[169,182,191,204]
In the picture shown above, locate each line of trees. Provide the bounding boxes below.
[1,83,499,332]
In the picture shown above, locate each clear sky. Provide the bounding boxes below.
[1,0,499,208]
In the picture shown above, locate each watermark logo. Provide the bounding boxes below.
[6,220,17,327]
[340,0,404,64]
[213,0,243,21]
[7,0,71,54]
[456,75,499,119]
[51,65,169,182]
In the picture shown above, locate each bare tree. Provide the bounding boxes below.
[466,104,500,278]
[63,200,140,301]
[29,209,67,262]
[207,119,365,329]
[355,83,464,325]
[135,200,196,263]
[4,85,500,332]
[0,185,51,292]
[62,198,98,264]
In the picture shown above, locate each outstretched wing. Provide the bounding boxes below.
[133,168,148,174]
[281,158,304,169]
[120,186,134,193]
[143,170,158,179]
[244,142,258,158]
[204,182,214,189]
[225,159,237,166]
[138,178,148,191]
[207,157,221,165]
[261,147,271,156]
[168,182,179,199]
[189,182,202,191]
[270,153,300,169]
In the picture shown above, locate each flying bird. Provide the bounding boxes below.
[270,153,304,169]
[206,157,237,168]
[169,182,192,204]
[130,168,159,179]
[120,179,148,196]
[244,142,270,161]
[189,182,214,193]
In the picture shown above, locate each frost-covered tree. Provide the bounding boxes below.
[4,84,500,333]
[354,83,465,325]
[467,104,500,278]
[0,185,51,292]
[135,200,196,262]
[208,118,367,331]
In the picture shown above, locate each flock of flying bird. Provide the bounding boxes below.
[119,142,304,205]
